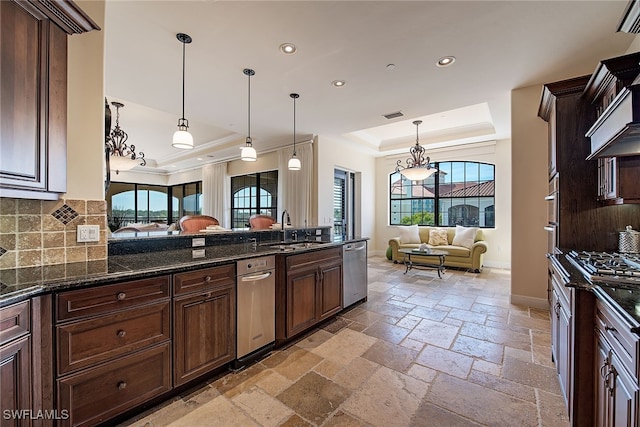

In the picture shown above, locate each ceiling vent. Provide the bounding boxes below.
[383,111,404,120]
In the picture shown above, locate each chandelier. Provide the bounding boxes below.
[105,101,146,174]
[395,120,437,181]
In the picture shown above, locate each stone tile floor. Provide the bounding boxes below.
[120,256,569,427]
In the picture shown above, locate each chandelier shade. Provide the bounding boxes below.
[288,93,301,171]
[241,68,257,161]
[395,120,437,181]
[105,101,146,174]
[172,33,193,150]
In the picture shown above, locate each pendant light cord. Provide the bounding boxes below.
[293,95,296,155]
[181,39,186,121]
[247,72,251,138]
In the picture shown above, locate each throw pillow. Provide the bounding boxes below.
[428,228,449,246]
[398,225,421,244]
[452,225,478,249]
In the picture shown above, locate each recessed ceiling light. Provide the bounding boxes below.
[386,63,396,70]
[331,80,346,87]
[279,43,296,54]
[436,56,456,67]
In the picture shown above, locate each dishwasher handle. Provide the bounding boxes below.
[240,271,273,282]
[344,244,366,252]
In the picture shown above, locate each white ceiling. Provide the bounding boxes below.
[104,1,636,173]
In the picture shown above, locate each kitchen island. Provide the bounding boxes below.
[0,230,368,427]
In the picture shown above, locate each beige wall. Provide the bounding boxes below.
[510,84,548,308]
[65,0,105,201]
[315,136,377,240]
[373,139,512,269]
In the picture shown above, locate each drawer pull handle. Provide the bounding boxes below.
[117,292,126,301]
[605,326,617,333]
[117,381,127,390]
[204,275,212,282]
[117,330,126,338]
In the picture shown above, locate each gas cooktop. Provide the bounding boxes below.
[566,251,640,286]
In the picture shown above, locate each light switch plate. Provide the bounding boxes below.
[77,225,100,242]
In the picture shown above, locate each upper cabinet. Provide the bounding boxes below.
[0,0,99,200]
[584,52,640,204]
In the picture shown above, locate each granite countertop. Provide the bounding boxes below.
[0,237,369,308]
[551,249,640,334]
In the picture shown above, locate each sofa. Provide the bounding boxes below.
[388,226,488,272]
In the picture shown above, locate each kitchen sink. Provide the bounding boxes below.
[263,241,331,251]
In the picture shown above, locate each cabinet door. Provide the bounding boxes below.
[610,352,638,427]
[557,302,571,408]
[0,336,31,427]
[595,335,610,427]
[173,284,236,386]
[0,1,67,198]
[286,267,318,338]
[318,262,342,321]
[550,288,560,367]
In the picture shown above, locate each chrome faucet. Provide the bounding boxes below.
[281,210,290,231]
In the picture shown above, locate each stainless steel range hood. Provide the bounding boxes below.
[586,84,640,160]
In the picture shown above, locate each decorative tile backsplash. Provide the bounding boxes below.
[0,198,108,270]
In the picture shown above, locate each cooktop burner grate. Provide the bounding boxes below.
[567,251,640,285]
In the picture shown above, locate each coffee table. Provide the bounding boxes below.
[398,248,447,278]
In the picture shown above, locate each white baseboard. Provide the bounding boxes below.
[484,260,510,269]
[510,294,550,310]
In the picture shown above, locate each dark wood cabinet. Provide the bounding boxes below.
[594,299,639,427]
[55,276,171,427]
[1,300,32,427]
[173,265,236,387]
[278,247,343,343]
[0,0,98,200]
[585,52,640,206]
[0,296,53,427]
[550,273,571,404]
[56,343,171,427]
[539,74,640,251]
[548,257,595,426]
[597,156,640,204]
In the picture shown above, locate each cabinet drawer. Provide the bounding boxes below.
[596,299,638,380]
[56,276,170,322]
[286,247,343,272]
[0,300,30,345]
[57,302,171,375]
[57,342,171,427]
[173,264,235,296]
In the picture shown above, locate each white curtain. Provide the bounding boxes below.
[278,141,313,227]
[202,162,230,227]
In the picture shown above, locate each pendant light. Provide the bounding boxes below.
[395,120,437,181]
[105,101,146,173]
[288,93,301,170]
[172,33,193,150]
[240,68,257,161]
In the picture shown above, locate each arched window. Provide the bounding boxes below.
[389,161,495,228]
[231,171,278,229]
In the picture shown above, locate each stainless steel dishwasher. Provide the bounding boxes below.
[343,240,367,308]
[235,256,275,369]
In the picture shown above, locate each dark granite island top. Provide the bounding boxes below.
[0,236,370,308]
